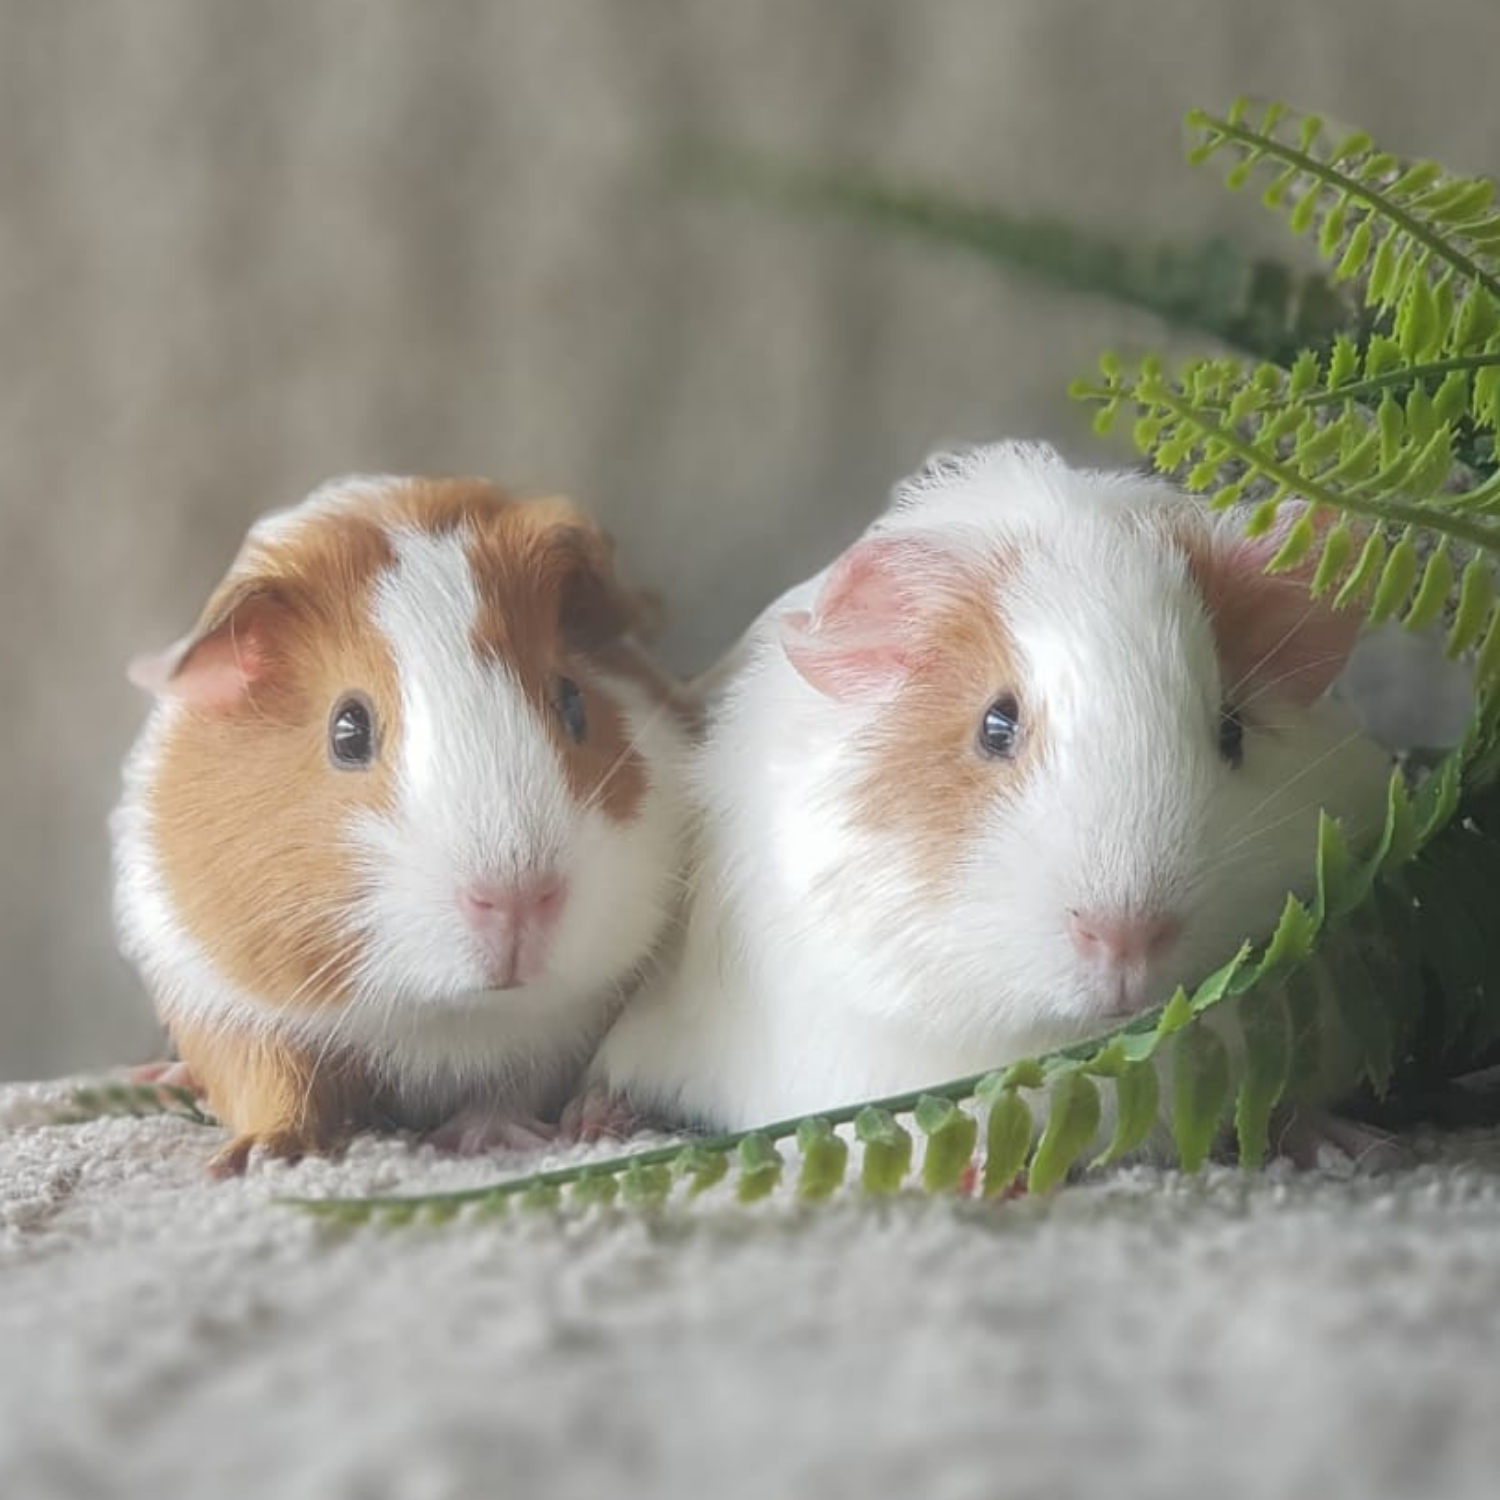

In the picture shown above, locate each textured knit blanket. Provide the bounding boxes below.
[3,1077,1500,1500]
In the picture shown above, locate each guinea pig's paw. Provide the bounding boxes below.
[557,1083,638,1143]
[207,1127,330,1179]
[426,1105,557,1156]
[1269,1107,1404,1175]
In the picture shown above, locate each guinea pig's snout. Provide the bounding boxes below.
[1068,908,1182,1015]
[457,874,569,991]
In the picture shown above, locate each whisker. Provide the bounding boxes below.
[1234,649,1358,713]
[1226,596,1325,702]
[1220,726,1375,842]
[583,700,673,816]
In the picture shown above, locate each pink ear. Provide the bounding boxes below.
[127,588,283,711]
[779,536,938,701]
[1192,506,1362,706]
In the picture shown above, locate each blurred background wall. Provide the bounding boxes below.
[3,0,1497,1079]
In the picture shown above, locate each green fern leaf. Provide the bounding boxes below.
[981,1088,1035,1196]
[914,1096,980,1192]
[678,1143,730,1198]
[1335,217,1374,280]
[1172,1025,1233,1172]
[1310,521,1358,595]
[1256,894,1319,984]
[1028,1072,1101,1193]
[1313,811,1359,922]
[1475,604,1500,688]
[1403,545,1456,630]
[795,1118,849,1200]
[1188,943,1255,1013]
[1335,529,1391,610]
[855,1107,913,1195]
[1092,1060,1161,1167]
[1234,984,1294,1168]
[570,1172,619,1210]
[735,1134,783,1202]
[1377,772,1421,874]
[1326,943,1397,1095]
[619,1161,672,1209]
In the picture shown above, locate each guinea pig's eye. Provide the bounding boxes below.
[1218,704,1245,769]
[978,695,1022,759]
[328,694,377,769]
[555,676,588,744]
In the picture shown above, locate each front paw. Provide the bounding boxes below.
[426,1105,557,1156]
[1269,1107,1403,1174]
[558,1082,639,1143]
[209,1126,340,1178]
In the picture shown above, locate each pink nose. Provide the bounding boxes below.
[458,875,569,989]
[458,877,567,929]
[1069,909,1181,969]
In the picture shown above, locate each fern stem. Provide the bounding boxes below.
[1298,351,1500,407]
[279,1068,1014,1213]
[1191,110,1500,304]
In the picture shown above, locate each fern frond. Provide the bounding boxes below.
[1186,102,1500,481]
[1189,101,1500,354]
[55,1081,214,1127]
[1074,350,1500,687]
[676,144,1357,364]
[1080,353,1500,528]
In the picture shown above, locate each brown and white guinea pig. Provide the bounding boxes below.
[579,441,1394,1139]
[111,474,695,1174]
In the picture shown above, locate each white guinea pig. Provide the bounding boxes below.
[583,441,1394,1137]
[112,474,694,1174]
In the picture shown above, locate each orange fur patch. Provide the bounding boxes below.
[849,554,1038,895]
[1176,516,1359,706]
[151,517,402,1011]
[1179,528,1284,694]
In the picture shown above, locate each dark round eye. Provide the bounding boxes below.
[979,695,1022,759]
[328,694,377,769]
[555,676,588,743]
[1218,705,1245,769]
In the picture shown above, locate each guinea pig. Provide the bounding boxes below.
[112,474,695,1174]
[578,441,1394,1142]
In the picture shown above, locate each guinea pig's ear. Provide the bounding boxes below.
[1193,505,1363,706]
[779,535,937,701]
[127,577,292,710]
[540,512,658,648]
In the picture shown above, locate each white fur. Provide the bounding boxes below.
[248,472,405,546]
[592,442,1395,1131]
[112,476,692,1123]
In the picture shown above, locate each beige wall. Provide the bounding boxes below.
[4,0,1497,1079]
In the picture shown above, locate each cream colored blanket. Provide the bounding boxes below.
[3,1077,1499,1500]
